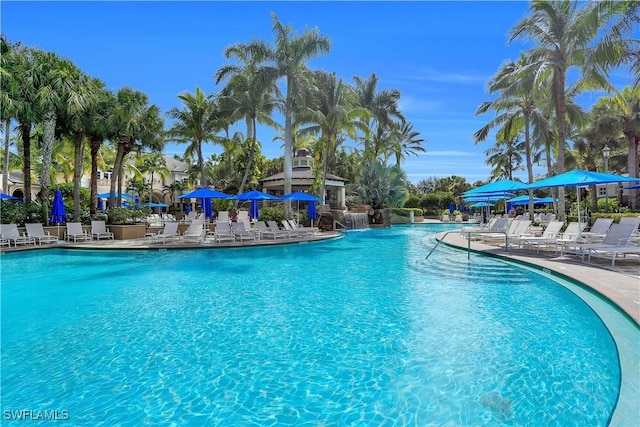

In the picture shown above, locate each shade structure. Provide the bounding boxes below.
[525,170,640,237]
[143,202,169,208]
[201,198,213,219]
[470,202,494,208]
[307,201,317,220]
[506,195,545,205]
[279,192,321,202]
[179,188,231,199]
[0,193,19,200]
[525,170,640,190]
[463,193,513,202]
[536,197,557,204]
[49,190,66,225]
[249,200,260,219]
[463,180,528,196]
[96,191,135,199]
[230,190,279,201]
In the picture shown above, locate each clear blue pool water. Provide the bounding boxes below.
[1,224,621,426]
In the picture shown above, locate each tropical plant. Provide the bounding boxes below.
[267,13,331,215]
[355,160,408,211]
[166,87,222,188]
[135,151,170,203]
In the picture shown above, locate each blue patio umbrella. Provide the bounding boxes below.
[0,193,19,200]
[201,198,213,219]
[470,201,494,208]
[185,204,191,214]
[179,188,231,199]
[307,200,317,220]
[536,197,557,204]
[96,191,135,199]
[49,190,66,238]
[463,180,528,196]
[249,200,260,219]
[525,170,640,236]
[622,183,640,190]
[449,202,455,214]
[97,198,104,211]
[506,195,545,205]
[280,192,321,223]
[230,190,279,201]
[143,202,169,208]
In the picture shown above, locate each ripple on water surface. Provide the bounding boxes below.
[1,225,620,425]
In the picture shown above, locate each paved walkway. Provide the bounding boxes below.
[436,230,640,325]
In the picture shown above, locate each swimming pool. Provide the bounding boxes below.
[0,225,626,425]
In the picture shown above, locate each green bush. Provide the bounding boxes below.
[258,206,285,222]
[403,195,421,209]
[107,207,148,225]
[391,208,423,217]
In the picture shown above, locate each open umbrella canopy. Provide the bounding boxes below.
[0,193,19,200]
[96,191,135,199]
[230,190,279,200]
[179,188,231,199]
[525,170,640,189]
[463,193,512,202]
[279,192,321,202]
[622,183,640,190]
[463,180,528,196]
[143,202,169,208]
[49,190,67,224]
[506,195,546,205]
[470,202,494,208]
[536,197,558,204]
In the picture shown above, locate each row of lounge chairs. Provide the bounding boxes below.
[0,221,115,247]
[146,219,318,245]
[462,216,640,267]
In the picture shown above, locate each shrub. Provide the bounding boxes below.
[258,206,285,222]
[107,207,148,225]
[403,195,421,209]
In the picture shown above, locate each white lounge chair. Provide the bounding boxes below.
[562,223,637,262]
[182,221,204,243]
[232,221,256,242]
[217,211,229,223]
[256,221,287,240]
[280,220,300,237]
[0,223,36,247]
[91,220,114,240]
[212,222,235,242]
[580,218,614,243]
[180,211,197,223]
[65,222,92,242]
[442,214,450,223]
[147,222,179,244]
[25,223,59,245]
[287,219,317,236]
[267,220,294,238]
[513,220,564,253]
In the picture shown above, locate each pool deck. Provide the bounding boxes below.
[434,227,640,326]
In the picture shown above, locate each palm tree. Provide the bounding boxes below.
[268,13,330,214]
[509,0,619,219]
[299,71,368,208]
[353,73,404,160]
[215,41,280,197]
[166,87,221,188]
[136,151,170,203]
[390,120,426,166]
[355,160,408,223]
[0,37,19,194]
[30,50,89,220]
[484,130,524,180]
[592,86,640,209]
[108,87,164,209]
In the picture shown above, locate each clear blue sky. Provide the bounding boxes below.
[1,1,632,184]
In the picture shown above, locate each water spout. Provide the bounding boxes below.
[344,212,369,229]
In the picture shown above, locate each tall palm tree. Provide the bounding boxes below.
[136,151,170,203]
[0,36,19,194]
[484,130,524,180]
[390,120,426,166]
[592,86,640,209]
[30,50,89,219]
[299,71,368,207]
[167,87,221,188]
[215,41,280,197]
[108,87,164,209]
[509,0,617,219]
[353,73,404,160]
[268,13,330,214]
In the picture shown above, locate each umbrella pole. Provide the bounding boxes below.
[577,187,582,239]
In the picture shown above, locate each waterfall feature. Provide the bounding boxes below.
[344,212,369,229]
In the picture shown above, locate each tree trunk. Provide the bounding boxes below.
[237,117,257,208]
[72,130,85,221]
[2,120,10,193]
[40,111,57,224]
[552,71,567,220]
[19,121,32,203]
[628,136,638,210]
[110,138,128,209]
[283,85,293,217]
[524,114,534,218]
[197,138,205,188]
[89,137,101,214]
